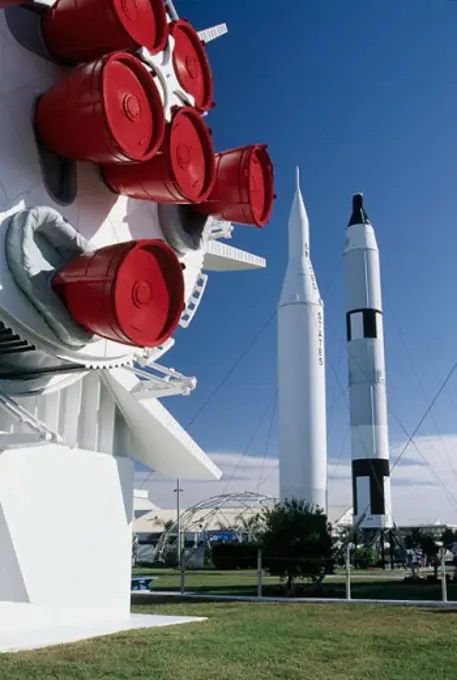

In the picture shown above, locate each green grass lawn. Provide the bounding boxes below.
[1,601,457,679]
[133,567,457,601]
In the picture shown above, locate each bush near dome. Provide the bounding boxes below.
[211,542,258,571]
[260,499,333,593]
[209,501,334,581]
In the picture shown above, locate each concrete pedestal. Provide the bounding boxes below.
[0,444,204,652]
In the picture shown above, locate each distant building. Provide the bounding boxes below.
[133,502,354,542]
[133,489,159,521]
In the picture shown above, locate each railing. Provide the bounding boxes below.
[132,548,457,605]
[127,354,197,399]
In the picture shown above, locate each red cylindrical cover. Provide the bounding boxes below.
[52,239,185,347]
[35,52,165,164]
[195,145,275,227]
[102,106,216,204]
[0,0,24,7]
[169,19,213,112]
[43,0,168,63]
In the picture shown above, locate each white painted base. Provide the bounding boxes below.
[0,444,134,617]
[0,612,207,653]
[0,443,192,652]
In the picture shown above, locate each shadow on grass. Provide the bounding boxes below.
[132,593,185,606]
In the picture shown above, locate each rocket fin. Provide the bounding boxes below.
[103,368,222,480]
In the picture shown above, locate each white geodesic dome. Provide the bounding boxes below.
[154,491,276,561]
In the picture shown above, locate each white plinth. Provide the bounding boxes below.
[0,443,204,652]
[0,611,207,653]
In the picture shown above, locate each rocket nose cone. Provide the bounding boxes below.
[353,193,364,211]
[348,192,371,226]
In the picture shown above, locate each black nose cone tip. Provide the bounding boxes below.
[348,192,371,226]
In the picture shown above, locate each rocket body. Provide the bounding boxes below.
[344,194,393,530]
[277,170,327,511]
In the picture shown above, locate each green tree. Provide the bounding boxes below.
[163,519,175,532]
[404,528,423,550]
[352,546,377,569]
[419,534,439,577]
[441,528,457,550]
[261,499,333,593]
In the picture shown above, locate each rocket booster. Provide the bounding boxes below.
[344,194,393,530]
[277,168,327,511]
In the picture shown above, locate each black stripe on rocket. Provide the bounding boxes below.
[352,458,389,516]
[346,309,382,342]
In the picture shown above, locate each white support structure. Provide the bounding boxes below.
[165,0,179,20]
[59,379,84,447]
[203,241,266,272]
[0,363,218,651]
[179,273,208,329]
[97,381,116,454]
[103,368,221,479]
[0,361,213,477]
[198,23,229,44]
[126,361,197,399]
[78,371,101,451]
[0,392,62,444]
[204,217,234,241]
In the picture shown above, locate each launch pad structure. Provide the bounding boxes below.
[336,512,407,571]
[0,0,275,653]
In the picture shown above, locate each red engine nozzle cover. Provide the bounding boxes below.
[101,106,216,204]
[52,239,185,348]
[42,0,168,63]
[195,145,275,227]
[169,19,214,112]
[0,0,25,7]
[35,52,165,165]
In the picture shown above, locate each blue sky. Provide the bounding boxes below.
[141,0,457,517]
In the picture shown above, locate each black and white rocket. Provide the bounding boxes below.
[344,194,393,530]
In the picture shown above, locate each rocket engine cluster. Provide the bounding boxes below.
[278,177,393,531]
[0,0,275,365]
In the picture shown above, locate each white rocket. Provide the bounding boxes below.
[344,193,393,530]
[277,168,327,511]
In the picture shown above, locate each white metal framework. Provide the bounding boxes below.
[154,491,276,561]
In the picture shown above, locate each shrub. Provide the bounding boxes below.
[211,542,258,570]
